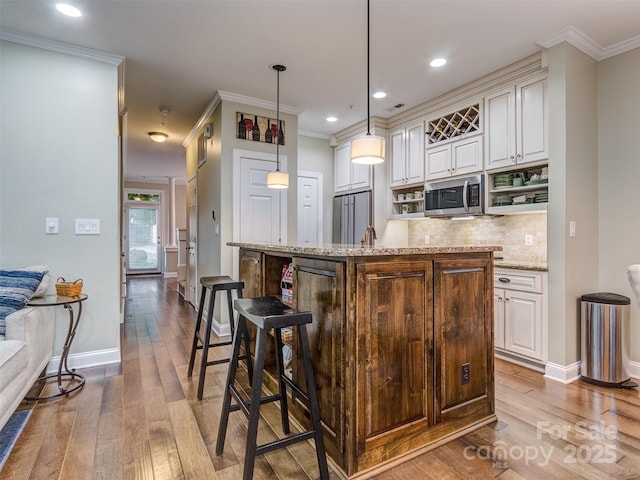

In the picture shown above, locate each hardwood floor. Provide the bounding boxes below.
[2,276,639,479]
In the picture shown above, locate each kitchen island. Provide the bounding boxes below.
[229,242,501,479]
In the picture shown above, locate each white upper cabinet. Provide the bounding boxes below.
[334,141,372,193]
[485,76,548,170]
[425,135,483,180]
[425,103,483,181]
[389,122,424,187]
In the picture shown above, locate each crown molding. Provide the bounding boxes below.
[537,25,640,61]
[184,90,303,147]
[218,90,302,115]
[183,91,222,147]
[0,28,124,65]
[298,130,330,140]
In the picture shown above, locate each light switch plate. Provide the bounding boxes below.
[45,217,59,234]
[75,218,100,235]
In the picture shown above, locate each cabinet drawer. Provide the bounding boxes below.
[494,268,543,293]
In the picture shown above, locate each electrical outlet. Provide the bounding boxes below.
[525,234,533,246]
[461,363,470,385]
[424,234,430,244]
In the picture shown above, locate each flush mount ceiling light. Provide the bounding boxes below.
[373,91,387,99]
[430,58,447,67]
[266,65,289,189]
[351,0,385,165]
[56,3,81,17]
[327,116,338,122]
[148,132,168,143]
[148,106,170,143]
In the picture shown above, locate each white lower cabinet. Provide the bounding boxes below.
[494,268,546,363]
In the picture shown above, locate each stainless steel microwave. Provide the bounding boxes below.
[424,174,484,217]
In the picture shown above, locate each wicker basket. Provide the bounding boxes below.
[55,277,83,296]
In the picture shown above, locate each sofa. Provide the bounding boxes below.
[0,267,54,431]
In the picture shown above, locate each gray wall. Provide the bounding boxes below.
[547,43,600,367]
[0,41,120,361]
[598,47,640,361]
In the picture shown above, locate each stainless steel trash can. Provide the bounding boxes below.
[580,292,636,388]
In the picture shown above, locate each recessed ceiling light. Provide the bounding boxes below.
[430,58,447,68]
[56,3,81,17]
[326,116,338,122]
[373,91,387,99]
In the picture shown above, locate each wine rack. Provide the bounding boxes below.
[427,104,480,145]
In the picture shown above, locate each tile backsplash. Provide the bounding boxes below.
[408,213,547,264]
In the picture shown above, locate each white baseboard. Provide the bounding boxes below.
[204,307,231,338]
[46,347,121,374]
[629,361,640,380]
[544,361,581,384]
[164,272,177,278]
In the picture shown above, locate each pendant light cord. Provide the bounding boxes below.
[366,0,371,136]
[276,67,280,172]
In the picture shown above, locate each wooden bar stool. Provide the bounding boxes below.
[187,275,252,401]
[216,296,329,480]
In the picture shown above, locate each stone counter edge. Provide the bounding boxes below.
[228,242,502,257]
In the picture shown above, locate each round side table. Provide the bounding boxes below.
[26,293,88,400]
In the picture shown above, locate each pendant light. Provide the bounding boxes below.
[351,0,385,165]
[148,106,170,143]
[267,65,289,189]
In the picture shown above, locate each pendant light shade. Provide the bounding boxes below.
[351,0,385,165]
[351,135,385,165]
[267,64,289,189]
[266,170,289,188]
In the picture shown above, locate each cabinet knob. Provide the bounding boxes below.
[497,296,503,301]
[510,155,516,161]
[516,153,522,160]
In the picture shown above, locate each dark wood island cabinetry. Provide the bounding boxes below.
[230,242,500,479]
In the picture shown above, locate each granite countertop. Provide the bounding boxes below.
[494,259,548,272]
[228,242,502,257]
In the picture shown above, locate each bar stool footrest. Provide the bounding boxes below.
[229,385,282,417]
[255,430,317,456]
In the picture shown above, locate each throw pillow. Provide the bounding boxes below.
[15,265,50,297]
[0,269,46,336]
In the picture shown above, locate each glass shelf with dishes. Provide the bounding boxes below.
[389,185,425,218]
[486,164,548,214]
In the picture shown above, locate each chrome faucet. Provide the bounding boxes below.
[361,225,377,247]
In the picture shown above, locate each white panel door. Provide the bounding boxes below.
[240,157,286,244]
[297,172,323,246]
[187,174,197,306]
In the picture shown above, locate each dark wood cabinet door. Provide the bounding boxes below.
[238,249,263,298]
[291,257,346,464]
[433,257,493,423]
[355,260,433,458]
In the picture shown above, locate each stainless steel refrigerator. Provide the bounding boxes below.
[332,190,372,245]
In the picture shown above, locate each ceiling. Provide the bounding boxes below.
[1,1,639,183]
